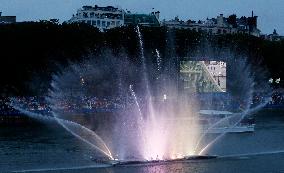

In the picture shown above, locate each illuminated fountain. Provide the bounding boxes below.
[10,26,271,165]
[46,26,201,162]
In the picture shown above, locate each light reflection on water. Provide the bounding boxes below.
[1,111,284,173]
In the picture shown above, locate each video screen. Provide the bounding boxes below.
[180,60,226,92]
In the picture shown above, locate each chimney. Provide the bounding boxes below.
[252,10,254,17]
[0,12,2,16]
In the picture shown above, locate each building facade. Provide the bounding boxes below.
[67,5,125,31]
[261,29,284,41]
[162,12,261,37]
[67,5,161,30]
[0,12,16,24]
[67,5,261,37]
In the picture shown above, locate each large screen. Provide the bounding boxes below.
[180,60,226,92]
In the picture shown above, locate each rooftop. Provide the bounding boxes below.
[81,5,123,12]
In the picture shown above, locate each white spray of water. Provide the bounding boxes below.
[198,98,270,155]
[156,49,162,72]
[10,99,113,160]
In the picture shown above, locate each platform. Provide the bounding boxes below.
[112,155,218,166]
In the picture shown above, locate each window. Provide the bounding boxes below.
[107,21,110,27]
[92,20,96,26]
[116,21,120,26]
[87,20,91,25]
[209,29,213,34]
[217,29,221,34]
[97,20,101,26]
[90,12,94,18]
[111,21,115,26]
[83,12,88,18]
[102,21,106,27]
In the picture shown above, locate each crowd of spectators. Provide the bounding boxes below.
[1,91,284,116]
[0,96,127,115]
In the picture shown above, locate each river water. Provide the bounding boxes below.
[1,110,284,173]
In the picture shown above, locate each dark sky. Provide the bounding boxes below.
[1,0,283,35]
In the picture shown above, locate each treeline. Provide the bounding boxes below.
[0,22,283,96]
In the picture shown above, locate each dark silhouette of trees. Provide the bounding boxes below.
[0,22,283,95]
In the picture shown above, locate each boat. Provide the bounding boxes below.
[198,110,255,133]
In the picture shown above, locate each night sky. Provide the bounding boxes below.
[0,0,283,35]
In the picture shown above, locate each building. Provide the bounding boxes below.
[162,15,238,35]
[162,12,261,37]
[124,11,160,27]
[67,6,261,36]
[261,29,284,41]
[67,5,125,31]
[67,5,161,30]
[0,12,16,24]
